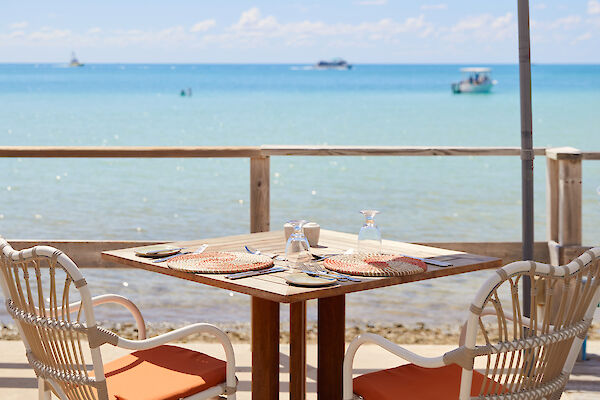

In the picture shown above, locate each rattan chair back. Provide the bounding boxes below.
[456,248,600,399]
[0,239,113,400]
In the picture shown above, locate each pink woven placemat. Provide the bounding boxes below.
[324,254,427,277]
[167,251,274,274]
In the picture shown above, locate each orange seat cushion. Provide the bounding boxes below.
[354,363,503,400]
[102,345,226,400]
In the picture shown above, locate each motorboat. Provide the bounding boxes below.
[314,58,352,70]
[69,52,84,67]
[451,67,496,93]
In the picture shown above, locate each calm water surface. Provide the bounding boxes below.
[0,64,599,327]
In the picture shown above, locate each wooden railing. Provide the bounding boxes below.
[1,145,598,266]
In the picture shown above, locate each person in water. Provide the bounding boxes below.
[180,89,186,96]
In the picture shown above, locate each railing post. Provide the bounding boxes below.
[250,156,270,233]
[546,155,560,265]
[546,147,582,265]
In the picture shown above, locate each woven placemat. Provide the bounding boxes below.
[167,251,274,274]
[324,254,427,277]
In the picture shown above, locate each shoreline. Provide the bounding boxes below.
[2,322,598,344]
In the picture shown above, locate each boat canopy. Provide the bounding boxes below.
[460,67,491,73]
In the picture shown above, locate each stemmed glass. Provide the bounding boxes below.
[357,210,382,253]
[285,220,312,270]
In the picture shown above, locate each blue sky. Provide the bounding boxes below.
[1,1,599,63]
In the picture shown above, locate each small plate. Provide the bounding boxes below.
[285,273,337,287]
[134,245,181,258]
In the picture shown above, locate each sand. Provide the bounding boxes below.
[2,321,598,345]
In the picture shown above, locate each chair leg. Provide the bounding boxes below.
[38,378,51,400]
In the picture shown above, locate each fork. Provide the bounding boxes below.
[302,263,361,282]
[244,245,284,261]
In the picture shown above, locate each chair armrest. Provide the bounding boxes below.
[113,323,236,392]
[343,333,447,400]
[67,294,146,340]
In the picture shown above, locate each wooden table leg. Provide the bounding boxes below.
[317,295,345,400]
[290,301,306,400]
[252,297,280,400]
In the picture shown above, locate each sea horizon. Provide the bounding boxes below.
[2,62,600,65]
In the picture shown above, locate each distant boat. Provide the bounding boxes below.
[451,67,497,94]
[314,58,352,70]
[69,52,84,67]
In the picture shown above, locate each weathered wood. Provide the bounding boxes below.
[558,154,582,246]
[101,230,503,303]
[317,295,345,400]
[582,151,600,160]
[546,157,559,244]
[0,146,262,158]
[2,145,596,159]
[261,145,547,157]
[251,297,279,400]
[250,156,270,233]
[0,145,551,158]
[560,245,591,265]
[416,241,550,264]
[546,147,582,161]
[546,242,592,266]
[290,301,306,400]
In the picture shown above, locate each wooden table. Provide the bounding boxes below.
[102,229,501,400]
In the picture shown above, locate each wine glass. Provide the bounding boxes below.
[285,220,312,270]
[357,210,382,253]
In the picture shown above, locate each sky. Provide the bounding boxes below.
[1,1,599,63]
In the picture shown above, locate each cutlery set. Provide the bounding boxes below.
[148,244,452,282]
[243,246,360,282]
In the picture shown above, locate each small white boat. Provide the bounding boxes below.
[69,52,84,67]
[451,67,496,93]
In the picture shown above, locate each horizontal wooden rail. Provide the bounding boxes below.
[1,146,597,159]
[0,146,262,158]
[0,145,554,158]
[260,145,548,157]
[582,152,600,160]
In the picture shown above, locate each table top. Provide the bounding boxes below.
[101,229,502,303]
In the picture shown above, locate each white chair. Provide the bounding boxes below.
[343,248,600,400]
[0,238,237,400]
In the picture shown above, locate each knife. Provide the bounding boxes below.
[300,269,361,282]
[226,266,287,280]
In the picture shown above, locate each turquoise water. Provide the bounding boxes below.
[0,64,599,327]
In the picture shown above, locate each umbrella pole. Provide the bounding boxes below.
[518,0,534,316]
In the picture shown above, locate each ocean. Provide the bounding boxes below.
[0,64,599,328]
